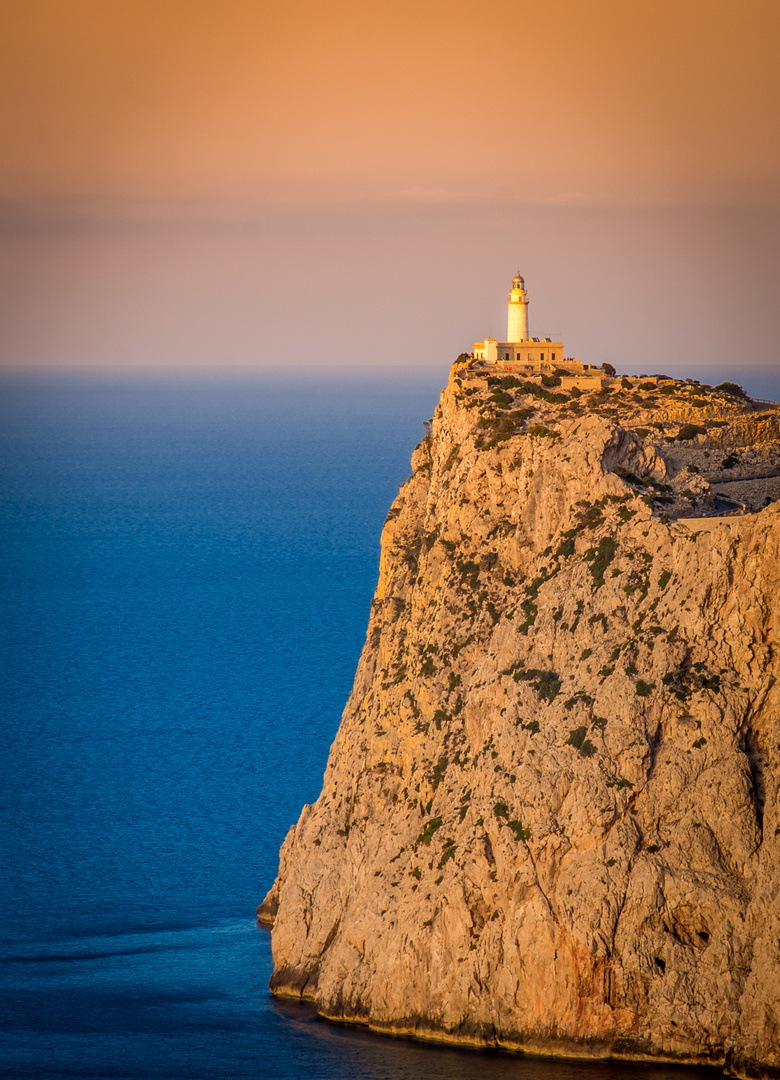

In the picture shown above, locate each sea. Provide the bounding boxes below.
[0,369,740,1079]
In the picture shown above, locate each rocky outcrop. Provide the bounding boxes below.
[261,365,780,1077]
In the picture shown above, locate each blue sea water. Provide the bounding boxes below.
[0,372,718,1080]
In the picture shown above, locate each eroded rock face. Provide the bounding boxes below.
[261,367,780,1078]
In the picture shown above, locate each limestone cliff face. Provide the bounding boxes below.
[261,366,780,1078]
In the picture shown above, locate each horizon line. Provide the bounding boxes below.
[1,193,779,233]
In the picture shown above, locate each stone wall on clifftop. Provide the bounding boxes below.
[260,363,780,1078]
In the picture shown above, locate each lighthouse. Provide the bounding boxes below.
[472,272,566,371]
[507,272,529,343]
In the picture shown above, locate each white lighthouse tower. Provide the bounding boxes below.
[473,272,566,371]
[507,272,529,343]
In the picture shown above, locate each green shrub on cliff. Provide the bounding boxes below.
[515,668,561,702]
[527,424,560,439]
[490,389,513,408]
[508,820,531,841]
[517,598,537,633]
[662,667,720,699]
[556,534,576,558]
[714,381,748,399]
[584,536,618,589]
[674,424,706,441]
[438,841,457,867]
[430,758,449,790]
[417,817,443,845]
[566,727,597,757]
[432,709,451,729]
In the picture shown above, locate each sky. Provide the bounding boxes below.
[1,0,779,387]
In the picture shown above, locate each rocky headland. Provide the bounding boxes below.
[260,363,780,1078]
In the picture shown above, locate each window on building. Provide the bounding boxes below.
[551,353,556,361]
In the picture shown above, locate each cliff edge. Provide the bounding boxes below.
[261,364,780,1078]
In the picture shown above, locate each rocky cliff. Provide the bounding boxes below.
[260,364,780,1078]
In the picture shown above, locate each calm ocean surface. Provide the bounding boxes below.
[1,372,721,1080]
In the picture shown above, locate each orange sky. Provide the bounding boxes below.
[2,0,779,381]
[2,0,779,209]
